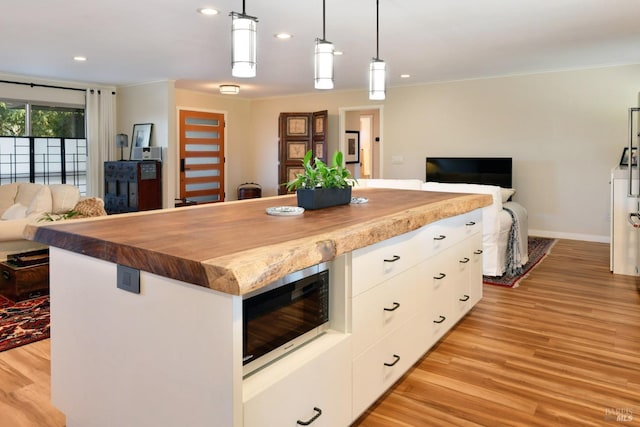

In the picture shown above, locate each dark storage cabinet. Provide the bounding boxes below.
[104,161,162,214]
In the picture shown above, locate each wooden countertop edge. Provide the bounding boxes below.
[25,193,491,296]
[201,193,490,295]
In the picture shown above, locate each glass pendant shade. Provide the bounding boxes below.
[369,58,386,100]
[314,38,334,90]
[231,12,257,78]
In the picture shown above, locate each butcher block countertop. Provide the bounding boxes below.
[24,188,491,296]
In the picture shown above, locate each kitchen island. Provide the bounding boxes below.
[26,188,491,427]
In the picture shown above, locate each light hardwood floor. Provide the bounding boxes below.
[0,239,638,426]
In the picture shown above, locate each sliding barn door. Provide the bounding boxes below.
[179,110,225,204]
[278,110,328,195]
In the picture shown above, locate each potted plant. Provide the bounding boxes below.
[286,150,355,210]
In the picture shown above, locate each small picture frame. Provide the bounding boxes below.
[619,147,637,167]
[344,130,360,164]
[131,123,153,157]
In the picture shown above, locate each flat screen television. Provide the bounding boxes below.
[425,157,512,188]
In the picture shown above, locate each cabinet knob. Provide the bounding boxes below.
[297,407,322,426]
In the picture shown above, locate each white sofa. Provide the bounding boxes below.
[354,179,528,277]
[0,182,83,260]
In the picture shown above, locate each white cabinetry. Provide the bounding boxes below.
[350,209,482,420]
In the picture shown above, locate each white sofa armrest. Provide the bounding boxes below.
[0,217,32,241]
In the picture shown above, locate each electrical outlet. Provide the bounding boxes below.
[117,264,140,294]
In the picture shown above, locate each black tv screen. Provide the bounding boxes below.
[425,157,512,188]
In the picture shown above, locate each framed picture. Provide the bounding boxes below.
[344,130,360,164]
[619,147,638,167]
[131,123,153,157]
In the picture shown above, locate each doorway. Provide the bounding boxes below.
[339,106,383,179]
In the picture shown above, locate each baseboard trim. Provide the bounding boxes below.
[528,229,609,244]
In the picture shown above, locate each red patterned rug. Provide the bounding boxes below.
[483,237,557,288]
[0,295,50,352]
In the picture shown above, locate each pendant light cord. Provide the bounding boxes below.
[375,0,380,59]
[322,0,326,40]
[242,0,246,14]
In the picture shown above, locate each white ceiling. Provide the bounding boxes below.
[2,0,639,98]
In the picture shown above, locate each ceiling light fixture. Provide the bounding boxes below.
[219,84,240,95]
[73,56,87,62]
[198,7,219,16]
[369,0,386,100]
[275,33,292,40]
[314,0,334,90]
[230,0,258,78]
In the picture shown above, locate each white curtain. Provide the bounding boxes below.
[86,89,116,197]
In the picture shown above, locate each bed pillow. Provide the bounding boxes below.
[500,188,516,203]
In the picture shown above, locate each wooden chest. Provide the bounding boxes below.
[0,259,49,302]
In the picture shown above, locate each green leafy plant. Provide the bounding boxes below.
[286,150,355,191]
[38,210,79,222]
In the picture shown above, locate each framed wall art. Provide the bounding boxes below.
[619,146,638,167]
[131,123,153,157]
[344,130,360,164]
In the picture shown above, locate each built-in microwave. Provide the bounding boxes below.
[242,263,330,377]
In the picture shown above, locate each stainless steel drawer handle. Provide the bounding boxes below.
[383,255,401,263]
[383,302,401,312]
[433,273,446,280]
[433,315,446,324]
[465,221,476,226]
[384,354,401,367]
[459,294,470,302]
[297,407,322,425]
[433,235,446,241]
[459,257,470,264]
[474,249,483,255]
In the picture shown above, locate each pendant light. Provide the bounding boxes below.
[369,0,386,100]
[314,0,334,90]
[230,1,258,78]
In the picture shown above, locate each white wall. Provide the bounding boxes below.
[117,81,175,208]
[247,64,640,242]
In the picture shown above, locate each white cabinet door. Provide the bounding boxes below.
[244,334,351,427]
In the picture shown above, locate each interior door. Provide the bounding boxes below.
[278,110,328,195]
[179,109,225,204]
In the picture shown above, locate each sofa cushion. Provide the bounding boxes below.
[0,183,20,214]
[24,185,52,216]
[1,203,28,220]
[50,184,81,214]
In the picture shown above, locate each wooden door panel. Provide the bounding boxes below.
[179,110,225,204]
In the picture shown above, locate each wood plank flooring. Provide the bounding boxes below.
[0,239,637,426]
[354,239,640,426]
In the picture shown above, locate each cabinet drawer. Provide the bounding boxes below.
[352,316,427,419]
[419,209,482,258]
[351,264,425,356]
[352,228,422,296]
[244,332,351,427]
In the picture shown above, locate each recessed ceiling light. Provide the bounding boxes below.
[334,50,344,56]
[275,33,292,40]
[219,84,240,95]
[73,56,87,62]
[198,7,219,16]
[400,74,411,78]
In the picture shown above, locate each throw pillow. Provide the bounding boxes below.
[50,184,81,214]
[73,198,107,218]
[1,203,28,220]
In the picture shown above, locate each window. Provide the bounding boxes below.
[0,99,87,193]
